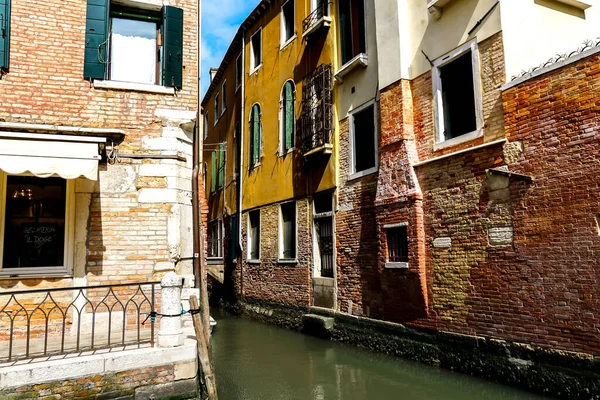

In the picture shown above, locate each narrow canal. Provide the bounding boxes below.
[210,310,548,400]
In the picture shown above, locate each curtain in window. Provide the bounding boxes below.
[110,18,157,84]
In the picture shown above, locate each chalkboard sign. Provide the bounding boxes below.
[19,223,63,267]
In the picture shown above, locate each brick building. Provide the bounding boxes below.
[0,0,201,396]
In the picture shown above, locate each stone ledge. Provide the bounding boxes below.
[0,339,197,389]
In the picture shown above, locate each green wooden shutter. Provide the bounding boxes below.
[84,0,109,80]
[0,0,10,71]
[218,143,225,188]
[284,82,294,151]
[211,151,216,192]
[252,105,260,166]
[162,6,183,89]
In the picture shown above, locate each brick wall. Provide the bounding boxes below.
[238,199,312,308]
[0,0,199,292]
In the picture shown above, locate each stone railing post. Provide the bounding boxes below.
[157,271,184,347]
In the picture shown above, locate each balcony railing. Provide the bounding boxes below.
[301,64,333,156]
[0,282,158,362]
[302,2,331,39]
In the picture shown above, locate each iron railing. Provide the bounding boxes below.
[303,2,330,34]
[301,64,334,154]
[0,282,159,363]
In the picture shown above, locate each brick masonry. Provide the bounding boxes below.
[237,199,312,308]
[337,30,600,361]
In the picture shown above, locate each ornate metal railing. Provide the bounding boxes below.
[0,282,159,363]
[301,64,333,154]
[302,2,330,34]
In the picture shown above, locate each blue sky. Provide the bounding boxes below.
[201,0,261,97]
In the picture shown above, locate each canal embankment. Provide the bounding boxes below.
[228,300,600,399]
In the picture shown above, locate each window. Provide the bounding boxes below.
[313,193,334,278]
[386,224,408,268]
[311,0,329,14]
[236,53,242,90]
[0,0,11,72]
[214,93,220,123]
[0,174,74,275]
[281,0,295,46]
[221,81,227,115]
[339,0,366,65]
[280,80,295,154]
[250,29,262,72]
[203,114,208,140]
[350,101,378,177]
[249,104,262,169]
[433,40,483,146]
[210,144,225,191]
[84,3,184,89]
[279,202,297,261]
[217,143,225,189]
[208,220,223,259]
[248,210,260,260]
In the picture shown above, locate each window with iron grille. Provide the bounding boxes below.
[387,226,408,264]
[208,220,223,258]
[301,64,333,153]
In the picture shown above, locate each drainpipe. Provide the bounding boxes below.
[237,27,247,297]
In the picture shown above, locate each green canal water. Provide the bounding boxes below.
[210,310,549,400]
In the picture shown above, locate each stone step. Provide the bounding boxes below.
[302,314,335,338]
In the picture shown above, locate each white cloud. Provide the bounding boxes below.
[201,0,261,97]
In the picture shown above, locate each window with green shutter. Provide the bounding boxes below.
[0,0,11,72]
[83,1,183,89]
[281,81,295,153]
[210,151,217,193]
[218,143,225,189]
[249,104,261,169]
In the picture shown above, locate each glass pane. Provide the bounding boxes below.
[110,18,157,84]
[3,176,67,268]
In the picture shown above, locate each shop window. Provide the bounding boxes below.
[339,0,366,65]
[433,39,483,146]
[350,101,378,177]
[248,210,260,260]
[279,202,297,261]
[0,175,73,275]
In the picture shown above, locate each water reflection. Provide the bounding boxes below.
[210,310,548,400]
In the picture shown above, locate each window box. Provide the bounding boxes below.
[334,53,368,83]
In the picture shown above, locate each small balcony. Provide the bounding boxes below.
[301,64,333,156]
[302,2,332,40]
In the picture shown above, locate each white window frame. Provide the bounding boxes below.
[0,172,75,277]
[278,201,298,263]
[221,81,227,116]
[235,53,242,91]
[280,0,296,49]
[348,99,379,180]
[250,28,263,75]
[337,0,368,70]
[247,210,261,262]
[432,38,484,150]
[278,79,296,156]
[214,93,220,125]
[207,218,224,260]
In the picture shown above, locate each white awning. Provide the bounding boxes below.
[0,132,105,181]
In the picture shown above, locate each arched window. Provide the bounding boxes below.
[280,80,295,154]
[249,104,262,168]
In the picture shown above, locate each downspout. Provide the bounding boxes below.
[237,27,247,297]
